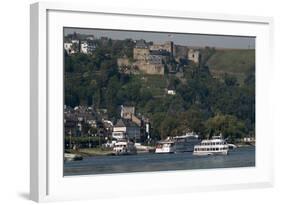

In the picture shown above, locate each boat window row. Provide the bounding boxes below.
[201,142,227,146]
[115,145,127,147]
[194,147,227,151]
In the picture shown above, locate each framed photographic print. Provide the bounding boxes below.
[30,2,274,202]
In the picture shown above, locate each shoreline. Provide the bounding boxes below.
[65,145,254,157]
[65,148,114,157]
[236,143,255,148]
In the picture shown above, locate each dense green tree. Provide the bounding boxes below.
[205,114,246,139]
[160,115,178,138]
[150,112,166,140]
[224,74,238,86]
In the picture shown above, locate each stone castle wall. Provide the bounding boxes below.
[117,58,130,67]
[118,42,174,75]
[149,41,175,56]
[133,48,150,61]
[135,62,164,75]
[188,49,200,64]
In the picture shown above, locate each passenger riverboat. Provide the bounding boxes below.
[155,132,200,154]
[113,140,137,155]
[193,135,229,156]
[155,139,175,154]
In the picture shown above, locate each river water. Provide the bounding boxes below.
[64,146,255,176]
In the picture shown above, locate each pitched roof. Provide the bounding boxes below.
[115,119,126,127]
[115,119,139,128]
[135,39,148,48]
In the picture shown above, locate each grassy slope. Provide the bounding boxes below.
[129,49,255,94]
[206,49,255,84]
[133,74,168,96]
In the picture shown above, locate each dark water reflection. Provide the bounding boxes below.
[64,146,255,176]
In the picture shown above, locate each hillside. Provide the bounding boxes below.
[64,39,255,140]
[206,49,255,84]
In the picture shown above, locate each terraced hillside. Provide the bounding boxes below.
[206,49,255,84]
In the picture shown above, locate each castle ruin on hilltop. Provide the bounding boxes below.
[117,40,200,75]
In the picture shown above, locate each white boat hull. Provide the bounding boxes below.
[155,147,175,154]
[64,153,83,161]
[193,150,228,156]
[114,150,136,155]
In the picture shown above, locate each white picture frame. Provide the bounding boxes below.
[30,2,274,202]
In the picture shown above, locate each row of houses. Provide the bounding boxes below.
[64,106,106,138]
[64,105,150,145]
[64,39,96,55]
